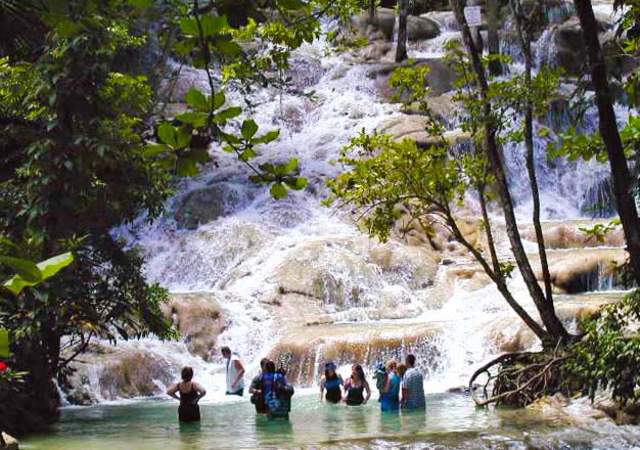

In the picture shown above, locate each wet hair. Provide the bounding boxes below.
[352,364,366,382]
[325,362,337,379]
[406,354,416,367]
[221,346,231,356]
[265,360,276,373]
[260,358,269,370]
[181,366,194,382]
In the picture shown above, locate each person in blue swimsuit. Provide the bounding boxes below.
[380,360,401,412]
[320,362,344,403]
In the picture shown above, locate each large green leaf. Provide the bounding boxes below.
[0,256,42,283]
[180,15,229,37]
[252,130,280,145]
[241,119,259,140]
[157,122,177,147]
[0,329,9,359]
[279,0,306,10]
[185,88,209,112]
[270,182,288,199]
[214,107,242,124]
[4,252,74,295]
[176,112,209,127]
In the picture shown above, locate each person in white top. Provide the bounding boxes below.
[221,346,245,396]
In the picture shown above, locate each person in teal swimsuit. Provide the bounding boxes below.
[380,360,400,412]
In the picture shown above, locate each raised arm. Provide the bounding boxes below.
[193,382,207,400]
[363,380,371,404]
[166,383,180,401]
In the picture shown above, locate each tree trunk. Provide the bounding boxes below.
[368,0,376,24]
[396,0,408,62]
[487,0,502,75]
[573,0,640,285]
[450,0,570,345]
[510,0,555,308]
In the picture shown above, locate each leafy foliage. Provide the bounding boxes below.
[566,290,640,404]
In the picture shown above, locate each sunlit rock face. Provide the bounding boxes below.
[162,293,226,360]
[269,322,442,386]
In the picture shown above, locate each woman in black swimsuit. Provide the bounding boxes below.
[343,364,371,406]
[167,366,207,422]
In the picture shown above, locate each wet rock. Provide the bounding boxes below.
[407,15,441,41]
[522,222,624,249]
[421,11,460,31]
[0,432,19,450]
[361,41,393,61]
[287,56,325,90]
[269,322,441,385]
[98,352,173,400]
[378,115,471,148]
[161,65,210,103]
[174,184,249,230]
[351,8,397,40]
[372,58,459,100]
[161,293,226,360]
[540,248,627,294]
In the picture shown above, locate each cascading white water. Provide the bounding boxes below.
[74,7,633,405]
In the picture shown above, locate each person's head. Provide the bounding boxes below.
[397,363,407,378]
[264,360,276,374]
[325,362,337,378]
[405,354,416,368]
[221,346,231,359]
[385,359,397,372]
[260,358,269,371]
[351,364,366,382]
[181,366,194,382]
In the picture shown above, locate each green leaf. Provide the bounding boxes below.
[128,0,153,8]
[215,40,242,56]
[180,15,229,37]
[185,88,209,112]
[285,177,308,190]
[143,144,169,158]
[176,157,199,177]
[283,158,299,173]
[0,329,9,359]
[157,123,177,147]
[252,130,280,145]
[175,112,209,127]
[213,92,226,110]
[214,107,242,124]
[0,256,42,283]
[3,252,74,295]
[184,148,211,164]
[270,182,288,199]
[239,148,258,161]
[241,119,259,140]
[176,126,192,149]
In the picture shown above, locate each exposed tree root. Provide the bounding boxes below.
[469,349,569,407]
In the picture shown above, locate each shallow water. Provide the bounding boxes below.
[22,392,640,450]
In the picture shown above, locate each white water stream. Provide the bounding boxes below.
[74,7,632,406]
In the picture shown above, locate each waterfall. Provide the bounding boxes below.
[68,7,632,405]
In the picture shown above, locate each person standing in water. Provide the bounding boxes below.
[380,360,401,412]
[221,346,245,396]
[343,364,371,406]
[401,354,426,410]
[319,362,343,404]
[167,366,207,422]
[250,358,270,413]
[261,360,294,419]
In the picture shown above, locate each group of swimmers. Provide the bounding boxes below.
[166,346,426,423]
[319,354,426,411]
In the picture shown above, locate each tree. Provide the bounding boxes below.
[449,0,569,343]
[487,0,502,75]
[395,0,408,62]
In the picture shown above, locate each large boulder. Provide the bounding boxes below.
[522,222,625,249]
[421,11,460,31]
[162,293,226,360]
[286,56,325,90]
[378,115,471,148]
[540,248,627,293]
[372,58,459,100]
[174,184,250,229]
[407,15,441,41]
[351,8,397,40]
